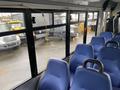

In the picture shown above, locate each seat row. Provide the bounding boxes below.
[90,32,120,58]
[38,58,112,90]
[38,32,120,90]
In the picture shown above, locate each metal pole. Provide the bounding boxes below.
[78,12,80,23]
[66,10,70,57]
[52,12,54,25]
[24,10,38,78]
[95,11,100,36]
[83,11,88,44]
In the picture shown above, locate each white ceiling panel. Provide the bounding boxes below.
[0,0,108,10]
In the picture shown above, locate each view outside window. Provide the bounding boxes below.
[34,13,66,73]
[70,13,85,52]
[0,13,31,90]
[70,13,78,22]
[0,13,25,32]
[0,33,31,90]
[107,12,110,19]
[0,11,98,89]
[87,12,97,44]
[54,12,66,25]
[35,27,66,73]
[79,13,85,21]
[94,12,98,19]
[32,13,52,27]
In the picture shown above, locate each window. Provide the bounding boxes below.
[79,13,85,21]
[87,12,97,44]
[0,33,31,90]
[0,24,9,32]
[70,13,78,22]
[32,13,52,27]
[88,12,93,20]
[54,12,66,25]
[70,12,85,52]
[35,27,66,73]
[94,12,98,19]
[0,13,25,32]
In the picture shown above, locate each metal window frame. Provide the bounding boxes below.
[0,8,99,86]
[95,11,100,36]
[83,11,88,44]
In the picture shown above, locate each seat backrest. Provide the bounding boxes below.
[100,32,112,42]
[90,37,105,46]
[97,47,120,72]
[70,59,112,90]
[112,33,120,46]
[97,47,120,87]
[105,40,119,48]
[70,44,94,73]
[70,68,112,90]
[74,44,94,58]
[46,59,69,79]
[98,47,120,62]
[38,59,70,90]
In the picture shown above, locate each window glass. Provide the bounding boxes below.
[87,12,96,44]
[32,13,52,27]
[79,13,85,21]
[107,12,110,19]
[94,12,98,19]
[35,26,66,73]
[88,12,93,20]
[0,13,25,32]
[54,13,66,25]
[0,24,9,32]
[0,33,31,90]
[70,12,85,52]
[70,13,78,22]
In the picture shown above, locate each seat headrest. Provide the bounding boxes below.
[100,32,113,41]
[100,32,112,37]
[90,37,105,45]
[46,59,68,76]
[74,44,93,58]
[98,47,120,60]
[72,68,112,90]
[105,40,119,48]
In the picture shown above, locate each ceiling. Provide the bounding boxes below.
[1,0,105,8]
[0,0,119,11]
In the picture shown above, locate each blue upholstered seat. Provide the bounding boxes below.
[105,40,119,48]
[112,33,120,47]
[38,59,70,90]
[98,47,120,88]
[70,44,94,74]
[100,32,112,42]
[70,59,112,90]
[90,37,105,58]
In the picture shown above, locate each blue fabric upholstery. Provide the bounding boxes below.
[100,32,112,42]
[70,44,94,74]
[112,34,120,47]
[70,67,112,90]
[112,38,120,47]
[98,47,120,88]
[90,37,105,58]
[38,59,70,90]
[105,40,119,48]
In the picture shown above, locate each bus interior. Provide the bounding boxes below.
[0,0,120,90]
